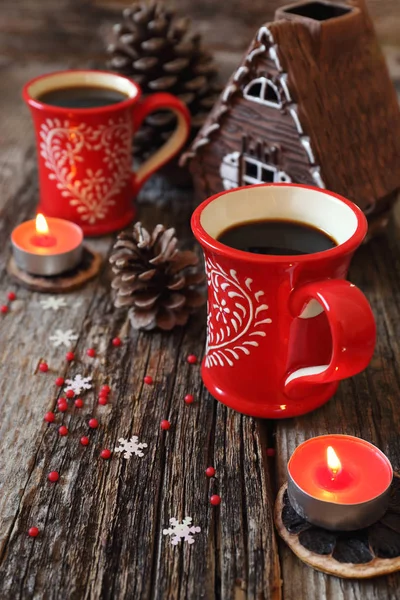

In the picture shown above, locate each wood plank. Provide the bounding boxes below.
[275,231,400,599]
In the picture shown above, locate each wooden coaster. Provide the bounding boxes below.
[7,247,102,293]
[274,475,400,579]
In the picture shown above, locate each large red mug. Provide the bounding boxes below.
[23,70,190,236]
[191,184,376,418]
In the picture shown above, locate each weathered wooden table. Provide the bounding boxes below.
[1,3,400,599]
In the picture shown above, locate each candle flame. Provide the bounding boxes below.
[36,213,49,235]
[327,446,341,475]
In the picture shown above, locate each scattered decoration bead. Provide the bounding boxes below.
[100,449,111,460]
[1,305,8,314]
[28,527,39,538]
[87,348,96,358]
[101,385,111,394]
[205,467,216,478]
[210,494,221,506]
[58,425,68,436]
[99,389,109,398]
[80,436,89,446]
[160,420,170,430]
[58,401,68,412]
[65,351,75,362]
[115,436,148,458]
[44,411,55,423]
[48,471,59,483]
[144,375,153,385]
[98,396,108,406]
[66,389,75,399]
[74,398,83,408]
[88,418,98,429]
[7,292,16,301]
[57,397,66,404]
[55,377,64,387]
[184,394,194,404]
[112,337,122,347]
[187,354,198,365]
[39,362,49,373]
[266,447,276,457]
[163,517,201,545]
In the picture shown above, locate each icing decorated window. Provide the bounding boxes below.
[243,77,282,108]
[242,156,291,185]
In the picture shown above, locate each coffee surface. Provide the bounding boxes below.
[217,219,337,256]
[37,86,128,109]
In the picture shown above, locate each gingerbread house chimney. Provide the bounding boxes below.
[183,0,400,237]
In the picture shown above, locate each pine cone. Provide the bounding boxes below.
[110,222,206,331]
[107,1,221,160]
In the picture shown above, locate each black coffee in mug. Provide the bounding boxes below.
[217,219,337,256]
[37,85,128,109]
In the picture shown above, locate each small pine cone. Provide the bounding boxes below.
[110,222,206,331]
[107,1,221,160]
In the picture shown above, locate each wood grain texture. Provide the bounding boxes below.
[0,59,280,599]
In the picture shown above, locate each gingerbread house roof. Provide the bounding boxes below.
[183,0,400,209]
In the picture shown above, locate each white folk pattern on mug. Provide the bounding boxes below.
[205,258,272,367]
[39,118,132,224]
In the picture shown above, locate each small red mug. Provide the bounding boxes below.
[191,184,376,418]
[23,70,190,236]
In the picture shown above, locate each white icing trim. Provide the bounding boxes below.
[269,46,282,71]
[243,77,282,109]
[247,44,266,64]
[300,136,315,164]
[289,106,304,134]
[222,84,237,103]
[257,26,274,44]
[311,167,326,189]
[279,73,292,102]
[233,66,249,82]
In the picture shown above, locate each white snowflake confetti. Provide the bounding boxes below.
[114,436,148,459]
[49,329,78,347]
[40,296,68,311]
[64,374,93,395]
[163,517,201,545]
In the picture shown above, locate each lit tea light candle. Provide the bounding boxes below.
[287,435,393,531]
[11,214,83,276]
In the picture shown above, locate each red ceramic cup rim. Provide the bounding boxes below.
[288,434,393,506]
[191,183,367,264]
[22,69,141,116]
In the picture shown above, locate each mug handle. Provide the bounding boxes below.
[131,93,191,195]
[284,279,376,396]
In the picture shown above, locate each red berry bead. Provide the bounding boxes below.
[44,411,55,423]
[74,398,83,408]
[58,401,68,413]
[1,305,8,314]
[87,348,96,358]
[266,448,276,458]
[184,394,194,405]
[112,337,122,347]
[39,362,48,373]
[66,389,75,399]
[210,494,221,506]
[144,375,153,385]
[58,425,68,436]
[55,377,64,387]
[160,420,170,431]
[101,385,111,395]
[205,467,216,478]
[57,397,66,404]
[48,471,59,483]
[7,292,16,301]
[88,418,98,429]
[187,354,198,365]
[100,449,111,459]
[98,396,108,406]
[65,351,75,362]
[28,527,39,538]
[80,436,89,446]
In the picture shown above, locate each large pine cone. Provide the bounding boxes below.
[110,222,206,331]
[107,1,221,160]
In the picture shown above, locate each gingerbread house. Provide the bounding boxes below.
[182,0,400,234]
